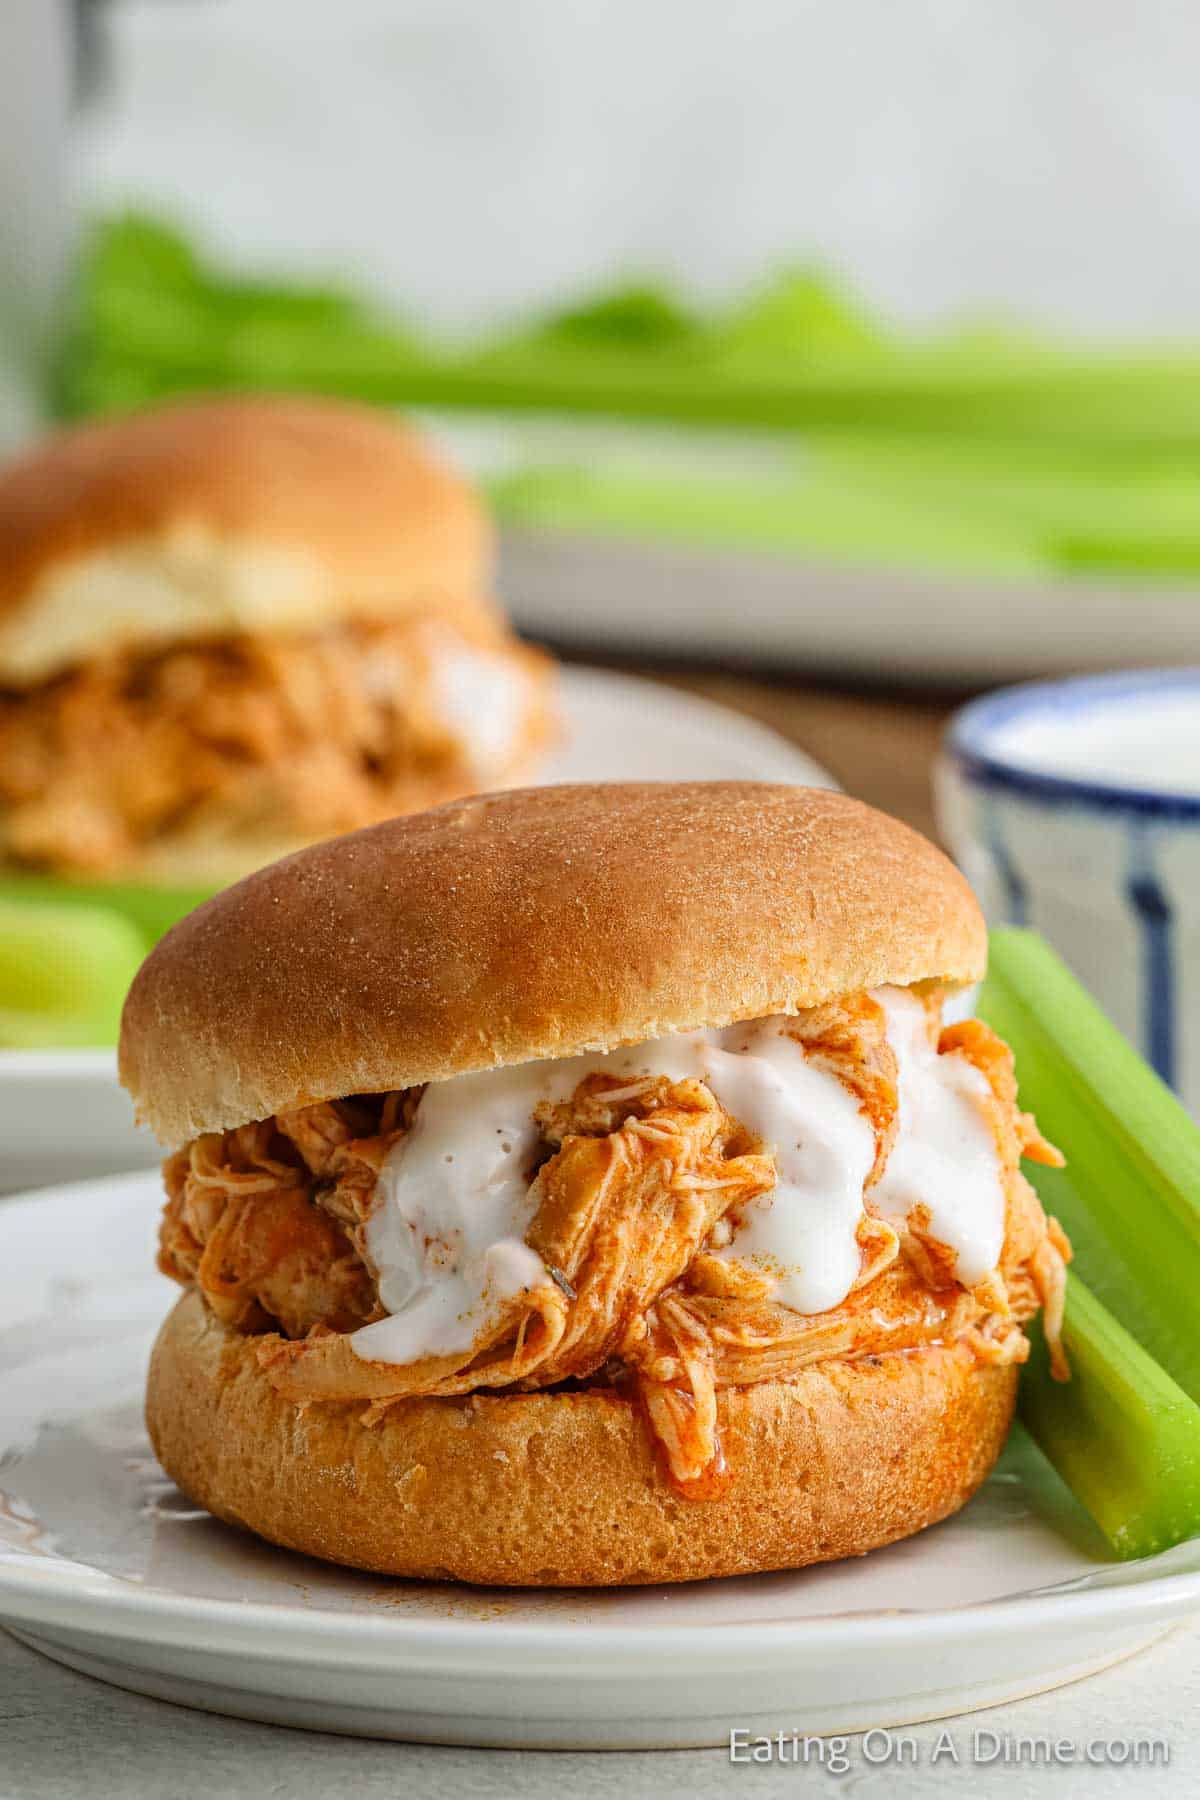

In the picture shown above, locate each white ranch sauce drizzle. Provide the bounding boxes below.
[351,989,1007,1366]
[427,640,530,775]
[869,986,1007,1287]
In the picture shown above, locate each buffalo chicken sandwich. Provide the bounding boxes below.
[0,395,553,882]
[122,781,1069,1586]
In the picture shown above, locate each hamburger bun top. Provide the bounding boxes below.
[120,781,987,1147]
[0,394,491,684]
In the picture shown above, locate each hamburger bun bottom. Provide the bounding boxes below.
[147,1291,1017,1587]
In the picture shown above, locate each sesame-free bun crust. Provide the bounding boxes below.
[0,394,491,682]
[147,1289,1015,1586]
[120,782,987,1146]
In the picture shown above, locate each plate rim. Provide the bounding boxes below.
[0,1046,118,1080]
[554,663,835,789]
[0,1551,1197,1669]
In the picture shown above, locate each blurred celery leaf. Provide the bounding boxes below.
[56,212,419,419]
[716,265,889,361]
[524,282,701,350]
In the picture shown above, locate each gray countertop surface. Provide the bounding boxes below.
[3,1617,1197,1799]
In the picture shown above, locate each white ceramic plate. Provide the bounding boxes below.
[501,528,1200,682]
[0,1048,159,1194]
[0,668,832,1195]
[2,1172,1198,1749]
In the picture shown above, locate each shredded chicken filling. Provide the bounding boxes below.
[158,993,1070,1495]
[0,615,549,874]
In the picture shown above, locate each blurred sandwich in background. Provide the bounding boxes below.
[0,393,555,886]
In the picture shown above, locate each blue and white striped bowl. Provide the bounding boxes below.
[937,670,1200,1115]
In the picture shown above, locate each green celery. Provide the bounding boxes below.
[523,282,701,351]
[978,929,1200,1405]
[489,460,1040,574]
[1020,1280,1200,1560]
[977,929,1200,1556]
[0,901,146,1048]
[0,874,215,949]
[1052,529,1200,575]
[714,266,890,362]
[57,212,1200,456]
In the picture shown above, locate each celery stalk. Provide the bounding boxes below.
[0,901,146,1047]
[0,874,214,948]
[978,928,1200,1405]
[1020,1280,1200,1559]
[977,928,1200,1556]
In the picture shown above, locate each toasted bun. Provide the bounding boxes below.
[147,1290,1014,1585]
[0,394,491,683]
[120,781,986,1146]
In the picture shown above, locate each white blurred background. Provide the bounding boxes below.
[71,0,1200,336]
